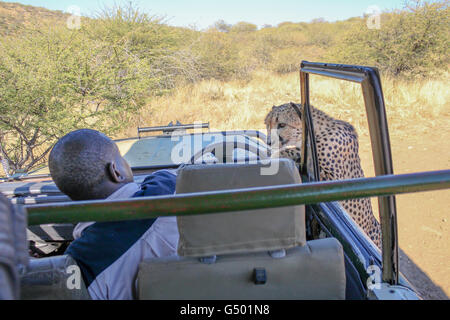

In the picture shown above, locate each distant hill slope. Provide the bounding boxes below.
[0,1,68,35]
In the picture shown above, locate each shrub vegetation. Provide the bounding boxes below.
[0,0,448,174]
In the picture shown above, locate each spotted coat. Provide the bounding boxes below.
[265,102,381,248]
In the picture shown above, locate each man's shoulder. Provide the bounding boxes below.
[142,169,178,182]
[134,170,177,198]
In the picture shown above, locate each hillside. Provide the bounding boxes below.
[0,1,67,35]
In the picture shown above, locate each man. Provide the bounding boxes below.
[49,129,179,300]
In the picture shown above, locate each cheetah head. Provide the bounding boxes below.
[264,102,303,150]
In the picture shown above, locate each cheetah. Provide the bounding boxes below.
[265,102,381,248]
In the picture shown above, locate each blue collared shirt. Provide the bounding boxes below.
[65,170,178,300]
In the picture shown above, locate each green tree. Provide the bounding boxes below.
[230,22,258,33]
[0,13,163,173]
[329,0,449,77]
[190,30,244,80]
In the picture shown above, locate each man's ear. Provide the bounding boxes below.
[108,162,126,183]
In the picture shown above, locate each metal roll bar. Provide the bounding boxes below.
[25,170,450,226]
[300,61,398,285]
[138,123,210,138]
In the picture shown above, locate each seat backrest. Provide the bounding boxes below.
[177,159,306,256]
[20,255,91,300]
[137,159,346,300]
[0,193,28,300]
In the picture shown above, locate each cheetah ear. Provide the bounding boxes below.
[290,102,302,119]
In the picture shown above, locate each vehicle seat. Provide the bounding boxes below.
[20,255,91,300]
[137,159,346,300]
[0,194,28,300]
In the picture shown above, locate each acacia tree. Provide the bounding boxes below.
[0,16,160,175]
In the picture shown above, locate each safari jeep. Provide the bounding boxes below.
[1,61,449,300]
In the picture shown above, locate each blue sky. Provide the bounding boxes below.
[4,0,412,29]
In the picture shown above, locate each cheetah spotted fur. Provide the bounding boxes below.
[265,102,381,248]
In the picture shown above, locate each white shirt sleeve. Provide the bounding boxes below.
[87,216,179,300]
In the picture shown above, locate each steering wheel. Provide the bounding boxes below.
[190,140,270,164]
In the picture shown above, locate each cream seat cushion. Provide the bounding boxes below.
[176,159,306,257]
[137,159,346,300]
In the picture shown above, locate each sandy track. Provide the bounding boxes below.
[359,117,449,300]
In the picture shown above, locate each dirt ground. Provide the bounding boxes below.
[359,117,449,300]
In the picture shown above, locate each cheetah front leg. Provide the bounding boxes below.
[271,146,302,168]
[273,146,382,248]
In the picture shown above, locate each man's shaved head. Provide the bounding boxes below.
[49,129,133,200]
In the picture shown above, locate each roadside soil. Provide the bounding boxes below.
[359,117,449,300]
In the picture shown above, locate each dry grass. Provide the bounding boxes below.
[121,70,450,140]
[118,69,449,187]
[2,70,448,177]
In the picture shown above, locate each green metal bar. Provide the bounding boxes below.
[25,170,450,226]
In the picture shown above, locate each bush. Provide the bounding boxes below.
[269,48,302,74]
[329,0,449,78]
[230,22,258,33]
[0,4,186,173]
[190,30,247,81]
